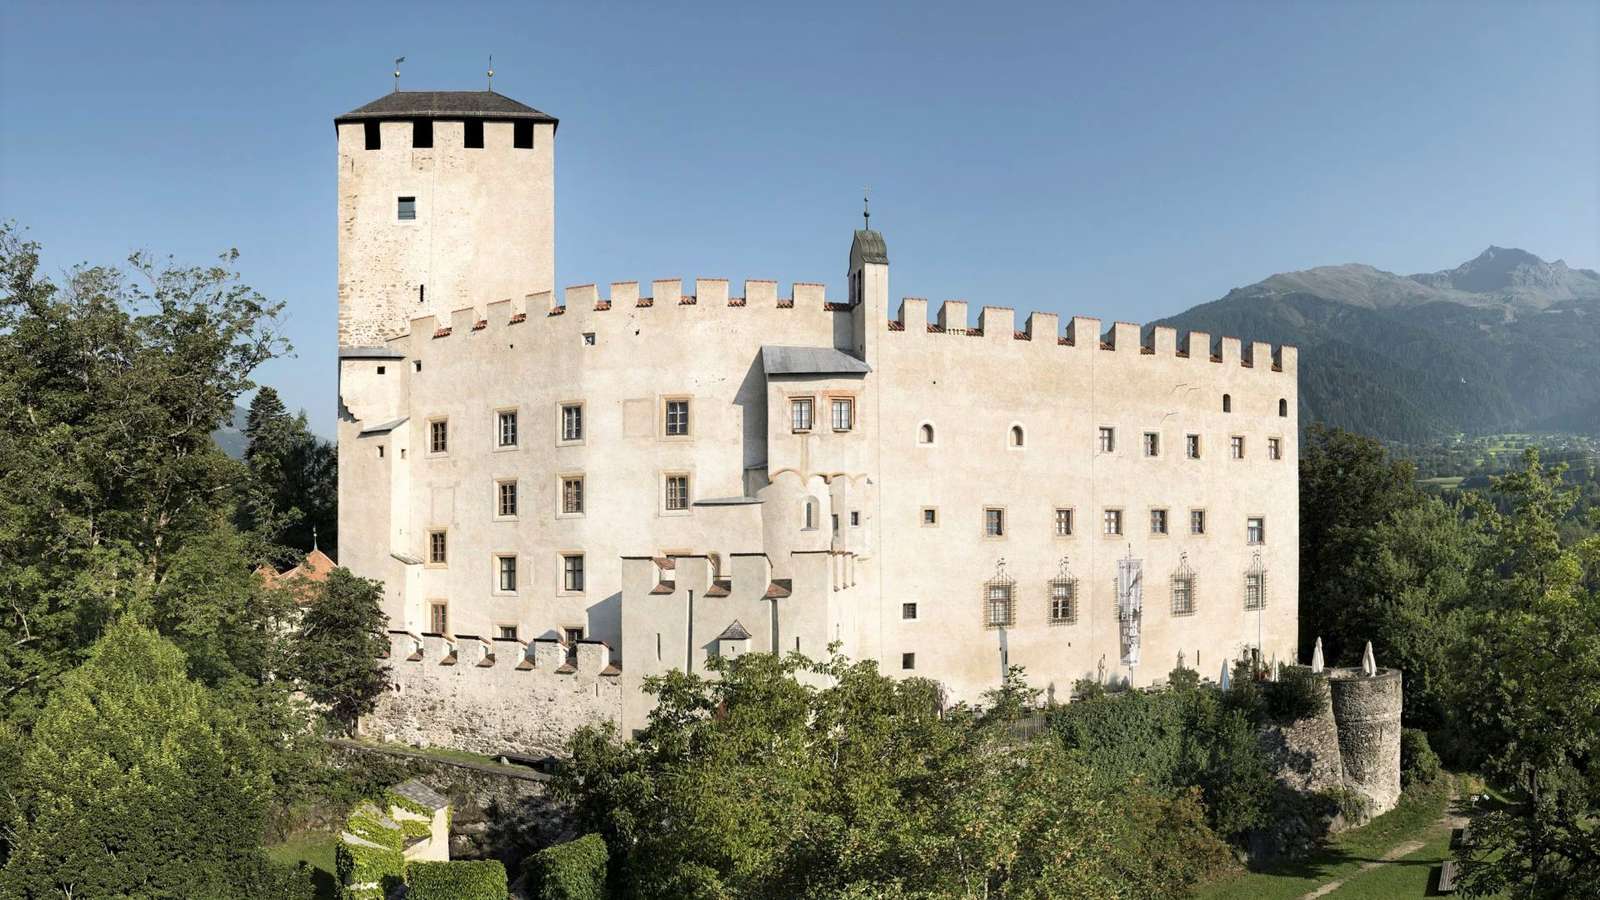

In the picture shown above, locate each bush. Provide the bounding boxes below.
[1401,728,1441,788]
[1263,665,1328,722]
[405,859,508,900]
[525,833,609,900]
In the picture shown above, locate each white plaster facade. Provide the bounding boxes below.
[336,91,1299,738]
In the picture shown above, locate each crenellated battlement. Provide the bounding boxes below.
[385,630,620,677]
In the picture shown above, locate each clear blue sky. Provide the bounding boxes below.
[3,0,1596,434]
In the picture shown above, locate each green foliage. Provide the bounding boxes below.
[524,834,609,900]
[240,386,338,561]
[290,567,390,731]
[0,621,284,898]
[1399,729,1440,789]
[1261,665,1327,723]
[557,651,1235,899]
[404,859,508,900]
[333,839,404,900]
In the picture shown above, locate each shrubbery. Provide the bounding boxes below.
[1400,728,1441,788]
[404,859,508,900]
[524,833,608,900]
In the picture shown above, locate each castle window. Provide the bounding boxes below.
[1098,427,1115,453]
[919,422,934,445]
[1171,554,1197,616]
[1103,509,1123,536]
[1049,559,1079,625]
[497,480,518,517]
[831,398,854,432]
[1009,425,1025,448]
[377,445,384,459]
[563,554,585,592]
[984,507,1006,538]
[429,602,448,635]
[398,196,417,220]
[1279,398,1288,417]
[664,399,690,436]
[901,652,915,671]
[363,120,381,150]
[1247,517,1265,545]
[983,562,1016,628]
[496,555,518,592]
[376,365,385,375]
[497,410,519,448]
[1191,509,1207,535]
[1268,437,1282,460]
[564,627,584,664]
[1245,555,1267,610]
[902,602,918,620]
[562,476,584,515]
[791,398,813,433]
[419,284,425,304]
[513,120,534,149]
[583,332,596,346]
[1151,509,1169,535]
[1144,432,1160,457]
[429,530,447,564]
[464,119,484,149]
[429,419,448,454]
[921,507,938,527]
[412,118,433,148]
[850,511,860,527]
[1186,434,1201,459]
[1222,393,1232,413]
[497,624,518,641]
[664,474,690,511]
[1231,436,1245,459]
[1055,508,1073,537]
[803,498,818,530]
[414,360,422,372]
[561,403,583,442]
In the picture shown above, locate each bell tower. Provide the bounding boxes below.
[334,90,557,348]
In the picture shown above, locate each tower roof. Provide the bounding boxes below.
[851,229,888,266]
[335,90,558,128]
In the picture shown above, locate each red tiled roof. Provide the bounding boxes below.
[509,313,527,324]
[887,321,905,331]
[547,306,566,316]
[433,327,452,338]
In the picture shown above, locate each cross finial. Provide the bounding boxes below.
[487,54,495,91]
[311,526,319,552]
[862,186,871,230]
[393,56,406,92]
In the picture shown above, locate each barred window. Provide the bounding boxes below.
[902,602,918,620]
[1171,554,1196,616]
[497,555,518,592]
[497,480,518,517]
[1245,553,1268,610]
[983,561,1016,628]
[562,477,584,515]
[428,530,447,564]
[561,404,583,441]
[831,398,854,431]
[563,554,585,592]
[497,410,519,447]
[791,398,813,432]
[664,399,690,436]
[430,419,449,454]
[665,474,690,511]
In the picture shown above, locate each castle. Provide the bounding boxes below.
[335,89,1301,741]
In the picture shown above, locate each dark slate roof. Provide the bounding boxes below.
[392,778,449,810]
[761,345,872,376]
[336,91,558,127]
[339,346,407,360]
[716,620,752,642]
[852,229,889,266]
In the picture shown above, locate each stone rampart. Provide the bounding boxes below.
[1327,667,1403,818]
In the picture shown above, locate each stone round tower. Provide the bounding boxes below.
[1327,667,1403,818]
[334,90,557,349]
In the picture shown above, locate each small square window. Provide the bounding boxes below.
[497,624,518,641]
[1055,508,1073,537]
[429,602,448,634]
[1186,434,1201,459]
[428,530,447,565]
[497,555,518,592]
[665,474,690,511]
[377,445,385,459]
[850,511,860,527]
[1191,510,1206,535]
[497,480,518,517]
[398,196,417,220]
[791,398,814,433]
[1103,509,1123,536]
[376,365,385,375]
[985,507,1005,537]
[664,399,690,436]
[429,419,448,454]
[497,410,519,448]
[1247,517,1265,545]
[902,602,918,620]
[562,477,584,515]
[1144,432,1160,457]
[561,404,583,442]
[1268,437,1282,460]
[413,360,422,373]
[831,398,854,431]
[583,332,596,346]
[921,507,938,527]
[563,554,585,592]
[901,652,916,671]
[1151,509,1169,535]
[1231,436,1245,459]
[1098,427,1116,453]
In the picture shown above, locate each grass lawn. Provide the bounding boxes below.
[267,830,340,900]
[1196,775,1454,900]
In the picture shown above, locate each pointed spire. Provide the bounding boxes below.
[311,526,319,552]
[1311,637,1324,674]
[1362,641,1377,677]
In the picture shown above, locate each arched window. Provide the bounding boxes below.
[1278,398,1288,417]
[803,498,818,531]
[1010,425,1025,448]
[1222,394,1232,413]
[919,423,935,444]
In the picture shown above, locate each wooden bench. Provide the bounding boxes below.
[1438,859,1459,893]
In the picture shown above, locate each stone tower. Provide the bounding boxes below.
[334,90,557,348]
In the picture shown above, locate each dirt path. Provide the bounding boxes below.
[1295,788,1468,900]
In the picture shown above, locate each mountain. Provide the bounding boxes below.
[1152,248,1600,442]
[212,405,248,459]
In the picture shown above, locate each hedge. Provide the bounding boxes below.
[334,839,404,900]
[1401,728,1441,788]
[405,859,509,900]
[524,833,609,900]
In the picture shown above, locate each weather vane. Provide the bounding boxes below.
[487,54,495,91]
[393,56,406,93]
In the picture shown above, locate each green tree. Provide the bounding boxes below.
[290,567,390,731]
[0,621,299,898]
[240,386,337,561]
